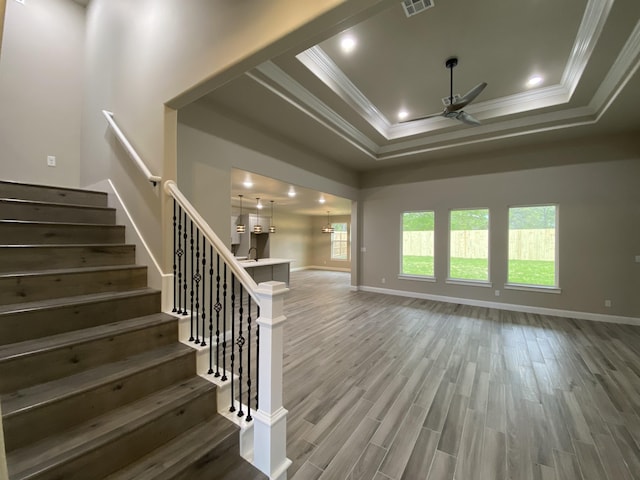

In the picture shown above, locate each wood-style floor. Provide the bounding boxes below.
[283,270,640,480]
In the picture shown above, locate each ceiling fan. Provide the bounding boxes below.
[401,57,487,126]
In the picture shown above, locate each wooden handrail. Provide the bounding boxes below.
[164,180,260,302]
[102,110,161,186]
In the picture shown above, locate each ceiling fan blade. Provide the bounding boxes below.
[449,82,487,111]
[456,111,481,126]
[399,111,445,123]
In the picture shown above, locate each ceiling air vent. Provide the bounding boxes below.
[401,0,434,18]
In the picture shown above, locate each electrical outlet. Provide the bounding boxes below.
[381,277,386,284]
[47,155,56,167]
[604,299,612,308]
[635,255,640,263]
[495,290,500,297]
[361,247,367,253]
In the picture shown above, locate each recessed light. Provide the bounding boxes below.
[527,75,543,88]
[243,181,253,188]
[340,36,356,53]
[398,110,409,120]
[288,189,296,198]
[319,197,326,204]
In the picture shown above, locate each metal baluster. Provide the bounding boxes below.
[200,233,207,347]
[177,206,183,314]
[182,210,188,317]
[237,285,244,418]
[189,220,195,341]
[214,254,221,377]
[230,275,236,413]
[194,229,201,344]
[255,305,260,412]
[207,245,213,366]
[221,264,228,382]
[246,296,252,422]
[172,200,177,313]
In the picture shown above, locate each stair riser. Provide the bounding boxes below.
[0,267,147,306]
[4,351,197,452]
[26,387,217,480]
[0,320,178,393]
[0,222,125,245]
[0,291,160,345]
[0,182,107,207]
[0,245,136,274]
[0,202,115,225]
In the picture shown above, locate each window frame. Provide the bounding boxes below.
[447,207,492,286]
[505,203,561,293]
[330,222,350,261]
[399,210,436,281]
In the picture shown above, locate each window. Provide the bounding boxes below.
[331,223,349,260]
[508,205,557,287]
[449,208,489,282]
[401,211,434,277]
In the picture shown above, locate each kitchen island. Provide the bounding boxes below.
[238,258,292,286]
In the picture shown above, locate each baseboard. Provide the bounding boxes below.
[358,285,640,326]
[86,179,170,303]
[306,265,351,273]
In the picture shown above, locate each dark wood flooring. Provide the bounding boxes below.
[283,270,640,480]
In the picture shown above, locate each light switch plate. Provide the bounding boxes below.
[47,155,56,167]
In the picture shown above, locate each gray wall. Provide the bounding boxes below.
[177,102,359,249]
[359,158,640,318]
[269,211,314,269]
[0,0,85,187]
[311,214,352,270]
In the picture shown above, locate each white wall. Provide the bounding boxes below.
[359,157,640,319]
[0,0,85,187]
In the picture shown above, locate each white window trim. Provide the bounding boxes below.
[448,207,491,284]
[400,210,435,278]
[398,274,436,282]
[504,283,562,294]
[507,203,559,289]
[330,222,349,261]
[446,278,493,288]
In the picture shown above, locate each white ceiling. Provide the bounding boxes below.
[200,0,640,173]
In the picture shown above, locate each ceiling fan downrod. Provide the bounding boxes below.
[445,56,458,106]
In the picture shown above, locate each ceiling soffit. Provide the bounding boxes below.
[241,0,640,163]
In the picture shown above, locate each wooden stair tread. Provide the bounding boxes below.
[0,312,176,362]
[0,181,108,207]
[104,416,240,480]
[0,263,145,278]
[6,377,216,479]
[0,197,115,212]
[0,219,118,227]
[0,287,157,316]
[1,342,193,417]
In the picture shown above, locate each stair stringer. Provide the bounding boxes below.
[177,315,256,464]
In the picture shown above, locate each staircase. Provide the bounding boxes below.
[0,181,267,480]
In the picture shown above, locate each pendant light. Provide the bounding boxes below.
[253,198,263,233]
[269,200,276,234]
[236,195,246,233]
[322,211,334,233]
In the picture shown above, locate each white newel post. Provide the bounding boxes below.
[253,281,292,480]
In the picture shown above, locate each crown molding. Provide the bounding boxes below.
[245,0,637,162]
